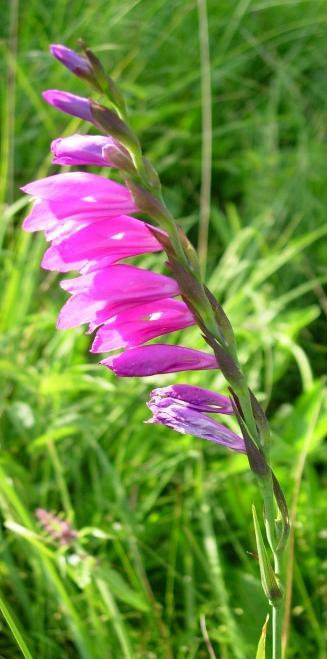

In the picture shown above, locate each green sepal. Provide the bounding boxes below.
[252,504,283,605]
[91,102,140,156]
[102,143,135,174]
[272,472,290,551]
[229,390,269,476]
[78,42,127,115]
[126,181,174,230]
[204,285,236,352]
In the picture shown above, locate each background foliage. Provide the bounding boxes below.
[0,0,326,657]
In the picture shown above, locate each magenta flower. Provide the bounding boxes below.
[50,44,91,76]
[42,90,94,123]
[22,172,138,236]
[57,264,180,330]
[147,385,245,452]
[103,345,218,377]
[22,171,135,209]
[41,215,163,272]
[91,299,195,353]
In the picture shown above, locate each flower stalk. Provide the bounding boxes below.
[22,42,290,658]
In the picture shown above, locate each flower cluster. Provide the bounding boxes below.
[21,44,244,452]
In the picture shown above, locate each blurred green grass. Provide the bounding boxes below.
[0,0,326,657]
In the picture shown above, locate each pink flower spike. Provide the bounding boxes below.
[51,134,121,167]
[50,44,91,76]
[91,299,195,353]
[102,344,218,377]
[42,90,94,123]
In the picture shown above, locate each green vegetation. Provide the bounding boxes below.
[0,0,326,656]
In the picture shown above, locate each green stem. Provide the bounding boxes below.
[272,552,283,659]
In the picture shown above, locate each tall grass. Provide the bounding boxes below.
[0,0,326,657]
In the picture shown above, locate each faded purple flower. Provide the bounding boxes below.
[149,384,233,414]
[147,386,245,452]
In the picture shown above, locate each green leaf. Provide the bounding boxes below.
[256,615,269,659]
[252,505,282,605]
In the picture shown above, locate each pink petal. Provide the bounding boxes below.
[57,265,180,330]
[60,264,179,299]
[102,344,218,377]
[91,299,195,352]
[21,172,135,206]
[54,216,161,265]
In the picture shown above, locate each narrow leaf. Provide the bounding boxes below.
[252,504,282,604]
[256,615,269,659]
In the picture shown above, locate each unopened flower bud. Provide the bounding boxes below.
[42,90,93,123]
[50,44,92,78]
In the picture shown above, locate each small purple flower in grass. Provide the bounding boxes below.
[36,508,78,545]
[50,44,91,76]
[42,90,94,123]
[51,134,132,168]
[103,344,218,377]
[147,385,245,452]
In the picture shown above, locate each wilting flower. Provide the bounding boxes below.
[149,384,234,414]
[147,384,245,452]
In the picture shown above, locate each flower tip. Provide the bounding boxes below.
[49,44,91,76]
[42,90,93,123]
[100,356,119,374]
[49,44,62,57]
[42,89,58,106]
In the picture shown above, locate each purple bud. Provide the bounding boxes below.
[42,90,94,124]
[50,44,91,77]
[51,134,115,166]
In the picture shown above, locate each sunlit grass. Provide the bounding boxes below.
[0,0,326,657]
